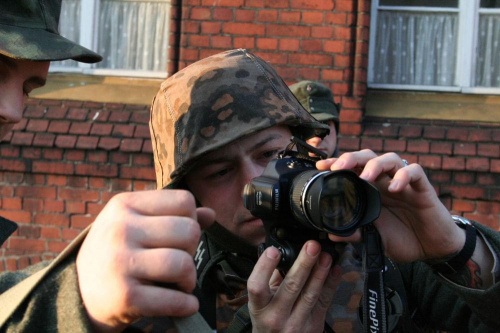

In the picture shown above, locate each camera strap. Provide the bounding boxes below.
[362,225,388,333]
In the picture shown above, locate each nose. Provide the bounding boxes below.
[241,161,265,187]
[0,83,24,124]
[306,136,322,147]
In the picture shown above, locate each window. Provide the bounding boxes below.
[51,0,170,78]
[368,0,500,94]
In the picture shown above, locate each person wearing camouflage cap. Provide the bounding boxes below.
[290,80,340,158]
[2,47,500,332]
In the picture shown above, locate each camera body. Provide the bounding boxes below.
[243,153,381,272]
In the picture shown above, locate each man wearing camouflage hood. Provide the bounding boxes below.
[144,49,500,332]
[2,48,500,332]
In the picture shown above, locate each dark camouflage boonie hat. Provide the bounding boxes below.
[150,49,329,189]
[0,0,101,62]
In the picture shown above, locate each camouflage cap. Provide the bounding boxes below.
[289,80,339,131]
[150,49,329,189]
[0,0,101,63]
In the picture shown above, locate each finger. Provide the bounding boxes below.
[269,268,284,290]
[131,285,199,318]
[130,216,201,255]
[388,163,433,194]
[359,152,407,183]
[291,252,332,319]
[247,247,281,311]
[312,264,342,318]
[196,207,216,230]
[316,157,338,171]
[111,190,198,219]
[271,241,321,314]
[329,149,378,172]
[129,249,197,293]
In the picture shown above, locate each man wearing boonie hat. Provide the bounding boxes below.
[290,80,340,158]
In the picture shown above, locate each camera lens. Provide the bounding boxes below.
[290,170,366,235]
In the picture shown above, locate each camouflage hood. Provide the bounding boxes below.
[150,49,329,189]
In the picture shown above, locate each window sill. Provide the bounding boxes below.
[31,74,164,106]
[366,90,500,123]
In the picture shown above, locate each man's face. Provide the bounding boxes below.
[306,120,337,157]
[185,125,292,246]
[0,55,49,140]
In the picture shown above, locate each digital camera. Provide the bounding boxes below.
[243,144,381,272]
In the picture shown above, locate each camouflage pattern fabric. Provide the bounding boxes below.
[149,48,329,189]
[0,0,101,62]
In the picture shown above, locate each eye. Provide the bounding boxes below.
[207,167,231,179]
[262,149,279,159]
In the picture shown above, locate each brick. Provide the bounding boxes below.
[430,142,452,155]
[90,177,108,189]
[257,37,278,50]
[428,171,451,184]
[233,37,255,49]
[447,128,468,140]
[324,40,345,53]
[132,154,153,166]
[1,146,19,158]
[48,240,71,253]
[452,199,476,212]
[9,238,46,253]
[338,137,361,152]
[477,173,499,185]
[211,35,232,48]
[363,123,398,137]
[69,122,92,135]
[333,26,351,39]
[201,22,221,34]
[41,227,61,239]
[26,119,49,132]
[301,39,322,52]
[24,105,46,118]
[62,228,81,241]
[477,201,500,214]
[463,213,499,230]
[235,9,255,21]
[75,164,119,177]
[55,135,77,149]
[76,136,99,150]
[441,186,485,200]
[67,108,89,121]
[291,0,334,10]
[48,120,71,133]
[454,172,475,184]
[407,141,429,153]
[360,138,383,152]
[33,133,55,147]
[71,215,94,229]
[133,181,156,191]
[453,143,476,156]
[279,11,300,23]
[58,188,99,202]
[302,11,323,24]
[253,51,287,65]
[289,53,332,66]
[142,140,153,153]
[245,0,264,7]
[11,132,34,146]
[43,148,63,160]
[492,160,500,173]
[89,110,110,122]
[23,198,43,212]
[65,150,85,161]
[0,211,31,223]
[66,201,86,214]
[263,0,287,8]
[109,111,131,123]
[0,159,27,173]
[32,161,73,175]
[279,38,299,51]
[325,12,347,25]
[11,119,27,132]
[383,139,406,152]
[129,111,149,124]
[423,127,446,139]
[418,155,441,169]
[120,139,144,152]
[468,129,491,142]
[44,199,64,213]
[298,67,320,80]
[321,68,343,81]
[340,123,362,136]
[399,125,422,138]
[465,157,489,172]
[257,9,278,22]
[110,152,130,164]
[2,197,22,210]
[45,107,67,119]
[312,26,333,39]
[223,23,265,35]
[442,157,465,171]
[87,203,106,215]
[190,35,210,47]
[201,0,243,6]
[267,24,310,37]
[191,7,211,20]
[334,54,351,67]
[98,137,121,150]
[88,151,108,163]
[67,176,88,188]
[46,175,66,186]
[17,225,41,238]
[120,166,156,180]
[478,144,500,157]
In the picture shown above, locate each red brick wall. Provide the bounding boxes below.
[1,0,499,271]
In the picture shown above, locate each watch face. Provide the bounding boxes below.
[451,215,471,227]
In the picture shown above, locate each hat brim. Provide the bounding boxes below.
[0,24,102,63]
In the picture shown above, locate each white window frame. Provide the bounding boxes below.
[368,0,500,95]
[49,0,169,79]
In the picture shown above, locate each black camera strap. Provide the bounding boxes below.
[362,225,388,333]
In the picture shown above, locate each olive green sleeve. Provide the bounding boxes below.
[399,222,500,332]
[0,253,95,332]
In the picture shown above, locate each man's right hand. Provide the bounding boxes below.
[76,190,215,332]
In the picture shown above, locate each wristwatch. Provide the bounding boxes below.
[430,215,477,275]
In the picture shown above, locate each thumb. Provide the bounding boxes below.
[196,207,216,230]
